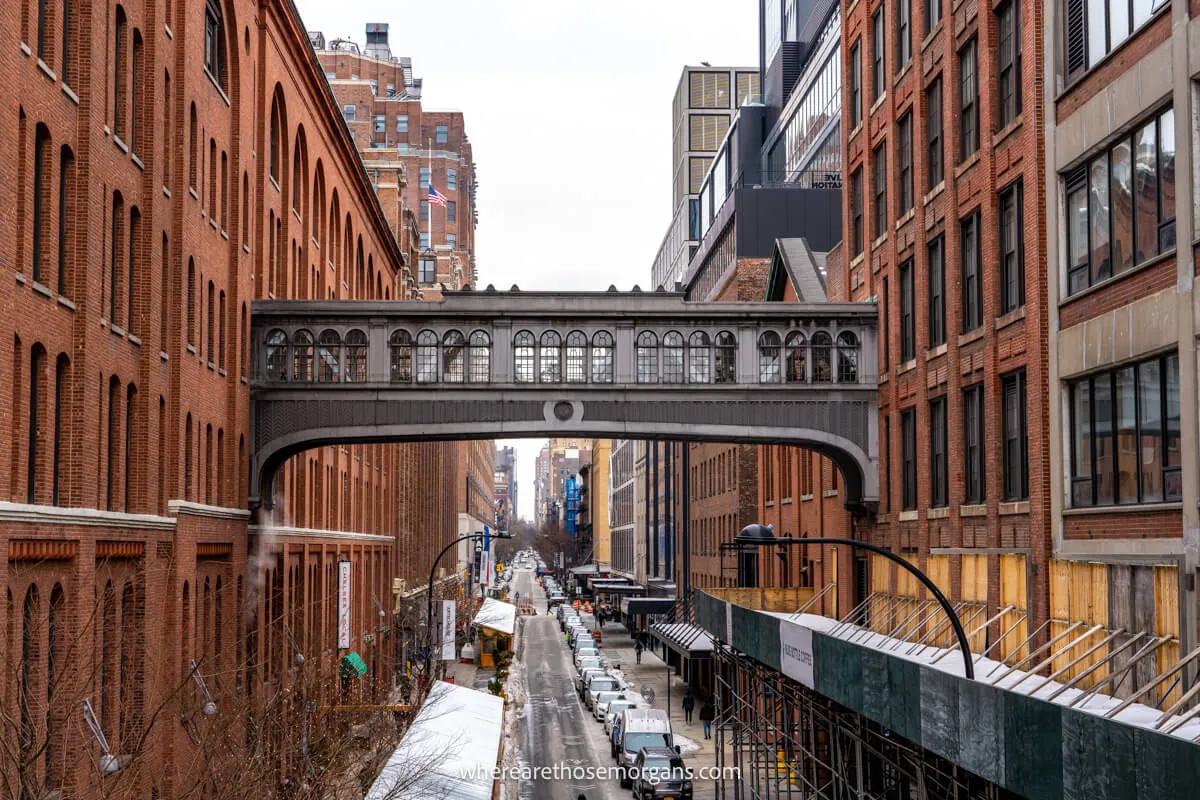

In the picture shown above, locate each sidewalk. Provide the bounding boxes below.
[596,619,717,770]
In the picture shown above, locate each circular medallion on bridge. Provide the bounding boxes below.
[553,401,574,421]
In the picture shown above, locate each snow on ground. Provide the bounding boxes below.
[674,733,702,755]
[776,612,1200,742]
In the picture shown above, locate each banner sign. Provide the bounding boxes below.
[479,549,492,588]
[779,619,815,689]
[440,599,456,660]
[337,561,352,649]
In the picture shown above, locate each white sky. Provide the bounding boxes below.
[295,0,758,519]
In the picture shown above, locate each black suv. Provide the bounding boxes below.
[631,747,692,800]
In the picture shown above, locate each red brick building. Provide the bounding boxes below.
[0,1,464,796]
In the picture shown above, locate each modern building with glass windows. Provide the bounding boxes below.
[1043,0,1197,652]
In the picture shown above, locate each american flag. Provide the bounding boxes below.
[428,184,448,207]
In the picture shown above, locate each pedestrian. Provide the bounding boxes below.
[700,698,715,739]
[682,690,695,723]
[635,639,643,664]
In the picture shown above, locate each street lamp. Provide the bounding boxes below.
[732,524,975,679]
[424,531,513,679]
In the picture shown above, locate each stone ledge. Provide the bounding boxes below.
[0,501,176,530]
[168,499,251,520]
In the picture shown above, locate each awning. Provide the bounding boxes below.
[589,581,646,595]
[339,652,368,680]
[622,597,677,616]
[364,681,504,800]
[472,597,516,635]
[570,564,601,575]
[651,622,714,657]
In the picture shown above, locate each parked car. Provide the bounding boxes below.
[615,708,673,785]
[575,667,607,695]
[574,650,605,669]
[575,656,602,675]
[591,690,625,721]
[584,673,623,711]
[604,698,639,736]
[631,746,692,799]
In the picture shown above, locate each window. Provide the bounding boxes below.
[396,115,408,133]
[899,259,915,361]
[926,0,942,33]
[447,168,457,190]
[123,384,135,510]
[127,207,140,333]
[389,330,412,382]
[53,355,67,504]
[930,396,947,506]
[419,232,430,250]
[341,104,355,122]
[591,331,614,383]
[997,1,1021,127]
[881,276,890,364]
[565,331,587,382]
[636,331,658,383]
[446,233,456,248]
[109,192,123,322]
[1002,371,1028,500]
[963,383,984,503]
[28,346,45,503]
[688,332,712,383]
[850,167,864,255]
[419,167,430,188]
[897,113,913,215]
[901,408,917,510]
[714,332,736,383]
[106,377,119,509]
[114,8,126,138]
[203,0,225,89]
[418,253,435,283]
[758,332,782,383]
[785,332,806,382]
[960,212,982,332]
[926,78,943,187]
[1065,108,1175,295]
[373,114,385,133]
[447,201,456,223]
[513,331,535,382]
[663,332,685,383]
[468,330,491,383]
[882,416,891,512]
[850,39,862,128]
[436,125,448,143]
[539,331,562,382]
[689,71,731,109]
[838,332,859,382]
[898,0,912,69]
[291,329,313,381]
[441,330,465,383]
[419,199,429,221]
[959,40,978,160]
[999,181,1024,313]
[32,125,50,284]
[811,332,832,382]
[871,8,885,101]
[873,143,888,238]
[1066,0,1167,80]
[927,236,945,346]
[415,330,438,383]
[1070,353,1180,506]
[186,259,195,345]
[317,330,341,382]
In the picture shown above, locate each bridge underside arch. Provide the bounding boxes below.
[250,391,879,515]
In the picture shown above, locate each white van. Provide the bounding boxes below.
[614,707,674,787]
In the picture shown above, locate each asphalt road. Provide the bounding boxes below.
[515,568,623,800]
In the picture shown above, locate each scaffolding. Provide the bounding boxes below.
[712,644,1023,800]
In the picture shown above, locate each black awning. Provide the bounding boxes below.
[622,597,676,616]
[650,622,714,658]
[589,582,646,595]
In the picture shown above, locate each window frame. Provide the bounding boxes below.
[960,211,982,332]
[926,78,943,188]
[871,9,886,101]
[927,235,945,347]
[900,407,917,510]
[929,395,948,507]
[958,38,978,161]
[963,383,985,503]
[898,112,913,215]
[850,39,863,129]
[997,0,1022,128]
[999,180,1025,314]
[851,167,864,255]
[898,0,912,68]
[1001,370,1029,500]
[899,258,915,362]
[873,143,888,239]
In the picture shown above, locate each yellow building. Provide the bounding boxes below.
[583,439,612,567]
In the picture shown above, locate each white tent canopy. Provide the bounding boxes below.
[363,681,504,800]
[473,597,517,635]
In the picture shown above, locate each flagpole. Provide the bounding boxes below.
[427,137,432,255]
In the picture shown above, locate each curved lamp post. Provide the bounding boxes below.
[424,531,512,679]
[733,524,975,680]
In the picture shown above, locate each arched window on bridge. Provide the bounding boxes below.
[837,331,859,383]
[663,331,684,383]
[292,329,314,381]
[758,332,782,383]
[565,331,587,383]
[591,331,613,383]
[513,331,535,383]
[714,331,737,383]
[344,330,368,382]
[265,329,288,380]
[468,330,491,383]
[811,331,832,383]
[389,330,413,382]
[317,329,341,382]
[442,330,466,383]
[785,332,807,382]
[539,331,562,383]
[636,331,658,383]
[416,330,438,383]
[688,332,711,383]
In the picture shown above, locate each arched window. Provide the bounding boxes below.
[161,70,171,183]
[442,330,466,383]
[205,279,215,360]
[811,331,832,383]
[127,207,140,333]
[28,344,46,503]
[785,332,808,382]
[113,7,127,138]
[837,331,860,383]
[591,331,613,383]
[269,95,282,182]
[565,331,587,382]
[688,332,711,383]
[20,585,39,766]
[130,30,143,155]
[662,332,684,383]
[292,329,313,381]
[217,290,226,368]
[265,329,288,380]
[714,331,737,383]
[415,330,438,383]
[109,191,123,322]
[184,413,193,501]
[636,331,658,383]
[389,330,413,382]
[124,384,135,511]
[343,330,367,382]
[57,144,74,297]
[61,0,74,87]
[203,0,227,90]
[53,354,68,505]
[32,124,50,284]
[513,331,535,383]
[538,331,562,383]
[317,329,340,382]
[188,103,198,190]
[468,330,491,383]
[241,172,249,245]
[186,259,196,345]
[758,332,782,383]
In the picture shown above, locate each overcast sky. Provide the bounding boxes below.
[296,0,758,520]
